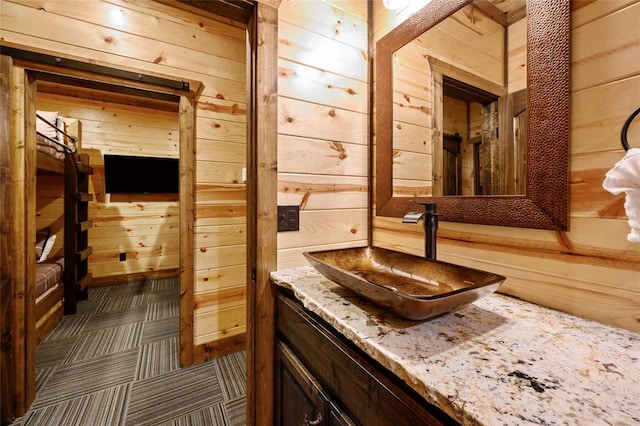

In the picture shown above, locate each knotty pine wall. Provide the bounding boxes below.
[2,0,247,347]
[37,92,181,279]
[276,0,370,268]
[372,0,640,332]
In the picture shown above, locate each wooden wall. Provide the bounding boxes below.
[276,0,369,268]
[372,0,640,332]
[37,93,180,279]
[2,0,247,351]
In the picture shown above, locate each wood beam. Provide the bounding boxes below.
[247,2,278,425]
[180,94,196,367]
[0,54,17,425]
[24,63,38,413]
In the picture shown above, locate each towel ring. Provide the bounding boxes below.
[621,106,640,151]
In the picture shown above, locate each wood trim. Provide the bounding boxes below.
[179,95,196,367]
[177,0,254,24]
[35,302,63,344]
[1,54,17,425]
[89,269,180,287]
[34,285,64,320]
[0,41,202,100]
[3,45,190,92]
[247,3,278,425]
[193,333,246,364]
[429,57,508,98]
[24,70,37,410]
[12,64,29,417]
[0,60,37,422]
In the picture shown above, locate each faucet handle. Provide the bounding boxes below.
[410,200,437,212]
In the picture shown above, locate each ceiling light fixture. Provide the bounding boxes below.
[382,0,409,11]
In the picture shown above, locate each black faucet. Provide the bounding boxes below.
[402,202,438,260]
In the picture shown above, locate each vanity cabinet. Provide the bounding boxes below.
[276,341,355,426]
[275,290,457,426]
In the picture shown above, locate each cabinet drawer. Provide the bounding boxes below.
[276,291,457,425]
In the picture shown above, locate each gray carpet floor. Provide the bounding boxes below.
[13,277,246,426]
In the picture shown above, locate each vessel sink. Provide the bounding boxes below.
[303,246,506,320]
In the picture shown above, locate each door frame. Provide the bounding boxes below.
[0,46,201,421]
[246,3,279,425]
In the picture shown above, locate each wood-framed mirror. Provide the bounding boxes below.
[375,0,569,230]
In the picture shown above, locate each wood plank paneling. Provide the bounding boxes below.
[278,0,367,50]
[195,285,246,314]
[2,3,246,82]
[571,2,640,91]
[278,20,368,82]
[196,264,246,293]
[507,18,526,93]
[277,174,367,210]
[278,59,368,114]
[194,305,246,343]
[278,97,368,145]
[571,75,640,155]
[195,244,246,271]
[278,135,368,176]
[277,0,369,269]
[277,240,368,270]
[277,209,368,250]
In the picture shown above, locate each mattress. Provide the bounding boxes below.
[37,133,66,161]
[35,257,65,299]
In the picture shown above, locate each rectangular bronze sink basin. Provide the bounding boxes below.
[303,246,506,320]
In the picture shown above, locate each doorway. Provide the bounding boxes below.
[1,51,199,421]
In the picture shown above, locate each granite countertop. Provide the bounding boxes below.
[271,266,640,426]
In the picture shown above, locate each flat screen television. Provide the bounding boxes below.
[104,154,179,194]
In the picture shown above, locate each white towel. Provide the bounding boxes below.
[603,148,640,242]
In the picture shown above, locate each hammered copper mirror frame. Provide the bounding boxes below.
[375,0,569,230]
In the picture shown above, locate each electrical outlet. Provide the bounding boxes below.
[119,252,126,261]
[278,205,299,232]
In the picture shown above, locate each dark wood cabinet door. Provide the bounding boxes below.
[276,341,328,426]
[328,402,358,426]
[276,291,458,426]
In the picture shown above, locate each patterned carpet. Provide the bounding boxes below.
[13,277,246,426]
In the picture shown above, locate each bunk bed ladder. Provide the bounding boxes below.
[64,152,93,315]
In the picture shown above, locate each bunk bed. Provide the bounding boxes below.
[35,111,93,342]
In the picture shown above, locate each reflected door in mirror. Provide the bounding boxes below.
[391,2,526,197]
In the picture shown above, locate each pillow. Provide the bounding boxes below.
[57,116,66,141]
[36,110,60,140]
[35,228,51,261]
[37,234,56,263]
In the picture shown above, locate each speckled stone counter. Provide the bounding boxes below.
[271,267,640,426]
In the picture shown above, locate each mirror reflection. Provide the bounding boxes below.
[391,1,527,197]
